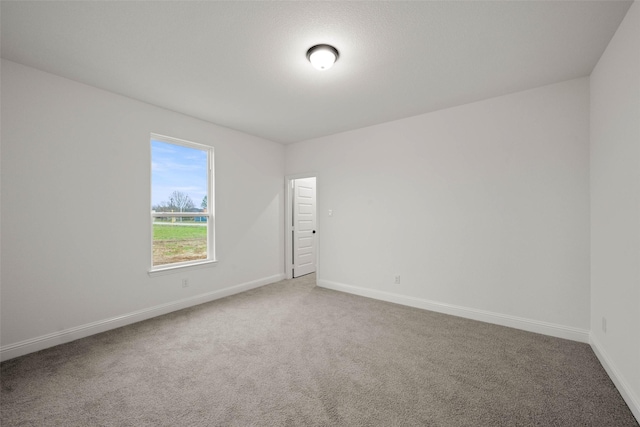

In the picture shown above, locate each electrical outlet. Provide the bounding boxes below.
[602,317,607,333]
[394,275,401,284]
[182,279,189,288]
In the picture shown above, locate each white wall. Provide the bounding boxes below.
[0,60,285,358]
[590,0,640,418]
[286,78,591,340]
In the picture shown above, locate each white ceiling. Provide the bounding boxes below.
[1,1,632,144]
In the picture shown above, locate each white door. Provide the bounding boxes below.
[293,177,316,277]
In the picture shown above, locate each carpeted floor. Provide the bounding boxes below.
[1,274,638,426]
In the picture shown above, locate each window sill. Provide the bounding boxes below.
[148,259,218,277]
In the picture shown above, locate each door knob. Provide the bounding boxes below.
[312,230,316,234]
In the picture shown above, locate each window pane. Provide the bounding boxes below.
[153,217,208,266]
[151,137,211,268]
[151,140,208,214]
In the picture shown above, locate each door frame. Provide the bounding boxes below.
[285,173,318,280]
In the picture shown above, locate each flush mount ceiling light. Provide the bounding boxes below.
[306,44,339,71]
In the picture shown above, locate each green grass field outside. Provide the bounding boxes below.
[153,223,207,240]
[153,223,207,265]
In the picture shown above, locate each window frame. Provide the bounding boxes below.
[149,133,216,275]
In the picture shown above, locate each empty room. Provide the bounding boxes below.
[1,1,638,426]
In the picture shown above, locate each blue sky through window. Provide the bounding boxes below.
[151,140,208,210]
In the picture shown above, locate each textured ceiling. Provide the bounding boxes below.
[1,1,632,144]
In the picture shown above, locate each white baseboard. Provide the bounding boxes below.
[0,273,285,362]
[317,279,590,343]
[590,334,640,423]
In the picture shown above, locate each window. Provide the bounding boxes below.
[150,134,215,271]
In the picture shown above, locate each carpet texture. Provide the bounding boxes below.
[1,274,638,426]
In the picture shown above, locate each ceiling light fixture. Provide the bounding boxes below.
[306,44,339,71]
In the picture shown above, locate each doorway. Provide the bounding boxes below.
[285,175,317,279]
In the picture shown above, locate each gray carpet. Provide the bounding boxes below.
[1,274,637,426]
